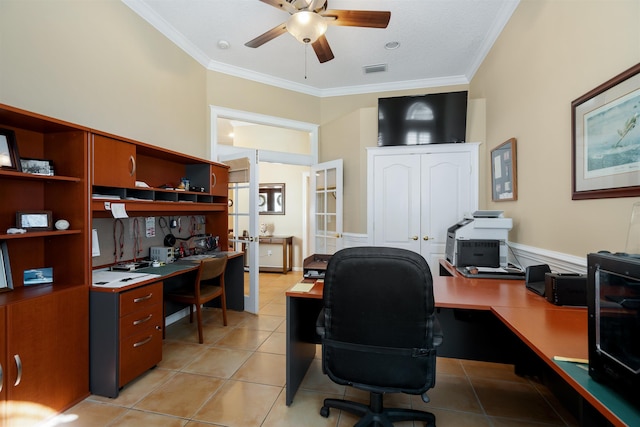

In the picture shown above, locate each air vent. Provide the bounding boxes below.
[363,64,387,74]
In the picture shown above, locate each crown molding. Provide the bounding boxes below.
[123,0,503,98]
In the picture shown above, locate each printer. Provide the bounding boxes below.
[445,210,513,268]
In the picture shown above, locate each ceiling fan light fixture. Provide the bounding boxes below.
[286,11,327,44]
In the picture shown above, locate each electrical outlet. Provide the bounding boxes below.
[267,250,272,256]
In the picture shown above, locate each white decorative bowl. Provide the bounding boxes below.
[55,219,70,230]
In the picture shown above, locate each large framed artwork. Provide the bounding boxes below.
[572,63,640,200]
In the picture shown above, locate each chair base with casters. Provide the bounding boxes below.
[320,391,435,427]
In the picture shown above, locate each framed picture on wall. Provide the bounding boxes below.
[572,63,640,200]
[0,242,13,292]
[491,138,518,201]
[0,128,21,172]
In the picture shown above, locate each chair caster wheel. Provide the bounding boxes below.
[320,406,330,418]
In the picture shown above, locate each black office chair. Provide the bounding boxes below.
[317,246,442,427]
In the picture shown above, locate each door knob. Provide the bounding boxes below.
[423,236,430,241]
[411,236,419,240]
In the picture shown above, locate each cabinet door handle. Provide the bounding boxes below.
[0,362,3,392]
[211,172,217,190]
[133,335,153,348]
[411,235,419,240]
[133,293,152,303]
[133,314,153,326]
[129,155,136,177]
[13,354,22,387]
[423,236,430,241]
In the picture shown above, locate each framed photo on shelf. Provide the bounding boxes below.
[0,128,21,172]
[20,158,54,176]
[0,242,13,292]
[16,210,53,231]
[491,138,518,201]
[23,267,53,286]
[572,63,640,200]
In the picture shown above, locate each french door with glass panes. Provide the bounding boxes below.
[311,160,343,254]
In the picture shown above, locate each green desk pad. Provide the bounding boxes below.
[555,360,640,425]
[136,263,196,276]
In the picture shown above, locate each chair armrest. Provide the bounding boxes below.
[316,307,326,338]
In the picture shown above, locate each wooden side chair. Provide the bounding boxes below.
[164,256,228,344]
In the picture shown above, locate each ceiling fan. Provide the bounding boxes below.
[245,0,391,63]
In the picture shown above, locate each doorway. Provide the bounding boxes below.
[210,106,319,313]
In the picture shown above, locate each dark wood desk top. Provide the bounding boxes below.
[492,305,588,362]
[432,275,549,310]
[286,274,551,309]
[286,279,323,299]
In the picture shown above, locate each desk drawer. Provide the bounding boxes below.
[120,302,162,339]
[120,282,163,317]
[119,325,162,387]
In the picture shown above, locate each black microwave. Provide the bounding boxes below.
[587,252,640,407]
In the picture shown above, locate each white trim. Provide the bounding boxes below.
[508,242,587,274]
[122,0,519,98]
[210,106,318,165]
[465,0,520,80]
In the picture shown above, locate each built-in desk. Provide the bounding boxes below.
[90,251,244,398]
[285,262,638,426]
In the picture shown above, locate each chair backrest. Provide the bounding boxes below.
[321,246,437,394]
[199,256,227,282]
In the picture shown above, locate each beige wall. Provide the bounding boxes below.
[0,0,208,158]
[2,0,639,259]
[471,0,640,257]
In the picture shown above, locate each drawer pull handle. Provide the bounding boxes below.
[133,336,153,348]
[133,314,153,326]
[14,354,22,387]
[133,293,152,303]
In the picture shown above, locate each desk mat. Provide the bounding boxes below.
[136,263,196,275]
[555,360,640,425]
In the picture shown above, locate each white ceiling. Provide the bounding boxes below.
[123,0,519,97]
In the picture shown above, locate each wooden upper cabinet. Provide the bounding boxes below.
[210,164,228,196]
[93,134,136,188]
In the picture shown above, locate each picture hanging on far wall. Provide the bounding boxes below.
[572,63,640,200]
[491,138,518,201]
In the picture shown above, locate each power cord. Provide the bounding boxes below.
[113,219,124,263]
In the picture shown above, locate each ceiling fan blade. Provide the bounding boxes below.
[312,34,334,63]
[260,0,297,14]
[322,10,391,28]
[245,22,288,48]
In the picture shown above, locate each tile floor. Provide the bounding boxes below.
[58,272,579,426]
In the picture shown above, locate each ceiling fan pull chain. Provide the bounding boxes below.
[304,43,308,80]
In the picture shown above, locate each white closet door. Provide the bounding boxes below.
[372,153,422,253]
[421,151,473,272]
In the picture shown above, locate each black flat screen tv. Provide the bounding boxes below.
[377,91,468,146]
